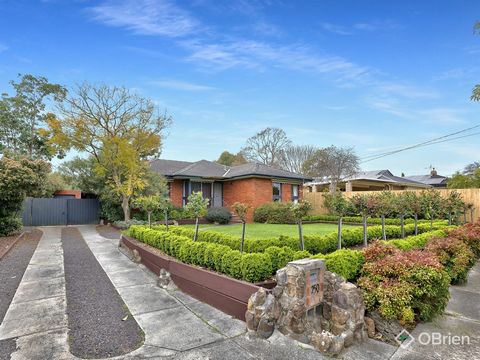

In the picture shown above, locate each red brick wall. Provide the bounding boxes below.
[171,177,304,222]
[170,180,183,207]
[54,190,81,199]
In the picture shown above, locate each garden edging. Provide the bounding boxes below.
[120,234,262,320]
[0,232,25,259]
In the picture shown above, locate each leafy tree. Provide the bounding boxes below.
[420,189,442,231]
[404,192,422,235]
[350,194,370,246]
[0,157,50,235]
[232,202,250,252]
[185,192,209,241]
[48,83,171,221]
[448,169,480,189]
[45,172,70,196]
[240,127,291,166]
[323,191,350,249]
[463,161,480,175]
[133,195,162,227]
[291,201,312,251]
[374,191,394,240]
[302,146,359,193]
[442,191,465,225]
[0,74,66,159]
[158,197,173,231]
[216,151,247,166]
[279,144,317,173]
[57,156,100,194]
[391,193,411,239]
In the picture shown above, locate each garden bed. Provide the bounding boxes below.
[121,234,265,320]
[0,232,24,259]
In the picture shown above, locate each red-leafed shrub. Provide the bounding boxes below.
[447,223,480,257]
[425,237,475,284]
[359,242,450,326]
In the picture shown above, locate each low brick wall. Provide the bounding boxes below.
[121,235,262,320]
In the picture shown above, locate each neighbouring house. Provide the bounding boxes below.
[404,168,448,188]
[305,169,431,192]
[150,159,311,222]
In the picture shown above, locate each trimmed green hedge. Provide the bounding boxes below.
[385,228,454,250]
[312,249,365,281]
[302,214,446,226]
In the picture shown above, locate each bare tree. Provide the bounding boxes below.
[302,146,359,193]
[463,161,480,175]
[279,144,317,173]
[240,127,291,166]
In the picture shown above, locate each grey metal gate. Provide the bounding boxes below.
[22,198,100,226]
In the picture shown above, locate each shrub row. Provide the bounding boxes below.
[302,214,439,226]
[152,221,448,257]
[385,228,452,250]
[129,225,368,283]
[128,226,272,282]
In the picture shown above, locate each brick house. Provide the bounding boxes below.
[150,159,311,222]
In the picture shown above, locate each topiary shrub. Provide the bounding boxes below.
[323,249,365,281]
[292,250,312,260]
[425,237,475,284]
[264,246,295,274]
[221,250,243,279]
[212,244,232,272]
[241,253,272,282]
[205,207,232,224]
[447,222,480,256]
[253,202,294,224]
[358,241,450,326]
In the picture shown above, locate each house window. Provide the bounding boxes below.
[182,180,213,207]
[273,182,282,202]
[292,185,299,203]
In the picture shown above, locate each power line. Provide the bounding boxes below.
[360,124,480,164]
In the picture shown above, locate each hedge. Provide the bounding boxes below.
[302,214,445,226]
[385,229,453,250]
[312,249,365,282]
[128,226,274,283]
[152,222,449,257]
[253,202,295,223]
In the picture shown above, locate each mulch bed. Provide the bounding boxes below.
[62,227,143,358]
[96,225,121,239]
[0,229,42,360]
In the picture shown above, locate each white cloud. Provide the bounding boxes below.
[321,22,352,36]
[150,79,215,91]
[88,0,199,37]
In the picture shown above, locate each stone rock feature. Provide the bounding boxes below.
[157,268,177,291]
[368,311,404,345]
[246,258,366,356]
[132,249,141,264]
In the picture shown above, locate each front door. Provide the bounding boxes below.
[213,182,223,207]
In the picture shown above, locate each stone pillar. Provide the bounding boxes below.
[246,259,366,356]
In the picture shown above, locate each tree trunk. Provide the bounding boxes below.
[147,211,152,228]
[381,215,386,240]
[194,216,199,241]
[337,217,342,250]
[400,215,405,239]
[471,208,475,223]
[298,220,304,251]
[363,215,367,247]
[464,210,467,224]
[164,210,169,231]
[240,221,246,253]
[414,213,418,235]
[122,196,130,222]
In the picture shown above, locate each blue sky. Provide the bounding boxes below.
[1,0,480,176]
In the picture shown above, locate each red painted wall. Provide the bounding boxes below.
[54,190,81,199]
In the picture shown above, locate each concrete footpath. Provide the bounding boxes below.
[3,225,479,359]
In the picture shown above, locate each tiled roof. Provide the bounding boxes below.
[405,174,448,185]
[150,159,310,181]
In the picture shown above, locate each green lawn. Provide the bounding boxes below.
[180,223,352,239]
